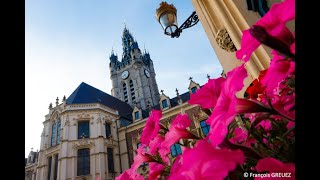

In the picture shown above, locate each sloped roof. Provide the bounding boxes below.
[66,82,133,116]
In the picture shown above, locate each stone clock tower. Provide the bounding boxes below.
[109,26,160,110]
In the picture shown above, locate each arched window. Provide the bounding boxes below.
[123,83,128,103]
[129,80,135,103]
[51,122,56,146]
[56,120,61,144]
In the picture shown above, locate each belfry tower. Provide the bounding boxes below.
[109,26,160,110]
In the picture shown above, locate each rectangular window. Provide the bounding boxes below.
[162,99,168,109]
[107,148,114,172]
[77,149,90,176]
[78,121,90,139]
[200,120,210,136]
[135,111,140,120]
[53,154,58,180]
[105,123,111,137]
[47,156,52,180]
[171,144,182,157]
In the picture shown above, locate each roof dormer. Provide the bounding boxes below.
[188,77,200,94]
[132,105,142,121]
[159,90,171,110]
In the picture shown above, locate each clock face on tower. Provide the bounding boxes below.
[144,69,150,78]
[121,71,129,79]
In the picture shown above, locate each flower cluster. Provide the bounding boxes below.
[116,0,295,179]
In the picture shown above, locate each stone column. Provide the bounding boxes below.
[91,151,96,180]
[192,0,271,79]
[71,156,76,180]
[50,156,55,180]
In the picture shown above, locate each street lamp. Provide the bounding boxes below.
[155,2,199,38]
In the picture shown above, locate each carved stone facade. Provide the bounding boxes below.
[34,100,122,180]
[216,28,237,52]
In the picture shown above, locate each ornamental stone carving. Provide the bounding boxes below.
[72,137,95,149]
[64,119,70,127]
[215,28,237,52]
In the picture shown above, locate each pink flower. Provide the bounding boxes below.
[170,155,182,174]
[257,120,272,131]
[130,145,153,173]
[168,140,245,180]
[271,92,295,120]
[236,0,295,61]
[255,158,295,180]
[140,110,162,145]
[207,64,247,146]
[149,134,169,164]
[148,134,164,155]
[148,163,165,180]
[262,51,295,96]
[188,77,225,108]
[161,114,196,155]
[235,99,271,114]
[229,127,248,144]
[116,169,144,180]
[287,121,295,130]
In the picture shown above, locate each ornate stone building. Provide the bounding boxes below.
[28,26,212,180]
[26,149,39,180]
[26,1,295,179]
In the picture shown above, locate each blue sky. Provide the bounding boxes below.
[25,0,223,157]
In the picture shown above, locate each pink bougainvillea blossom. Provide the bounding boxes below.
[207,64,247,146]
[188,77,225,108]
[236,0,295,61]
[255,158,295,180]
[161,114,197,155]
[168,140,245,180]
[140,110,162,145]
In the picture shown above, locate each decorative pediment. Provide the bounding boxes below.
[188,77,200,94]
[77,113,92,119]
[105,138,116,147]
[72,137,95,149]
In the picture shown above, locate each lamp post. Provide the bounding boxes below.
[155,2,199,38]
